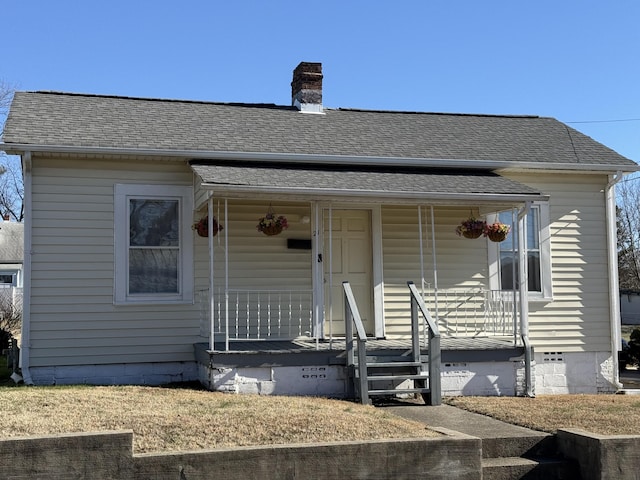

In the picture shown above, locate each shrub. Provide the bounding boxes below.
[627,328,640,367]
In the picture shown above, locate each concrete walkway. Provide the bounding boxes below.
[385,368,640,437]
[620,367,640,390]
[385,403,547,440]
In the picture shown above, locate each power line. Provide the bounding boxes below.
[619,173,640,184]
[567,118,640,124]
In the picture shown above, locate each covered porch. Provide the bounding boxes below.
[190,160,547,399]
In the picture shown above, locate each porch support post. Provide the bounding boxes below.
[312,201,321,349]
[518,201,534,397]
[430,206,439,329]
[224,199,229,352]
[208,196,215,352]
[418,206,426,346]
[417,205,439,347]
[328,205,333,346]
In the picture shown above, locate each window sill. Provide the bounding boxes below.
[114,298,194,306]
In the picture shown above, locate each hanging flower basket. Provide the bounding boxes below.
[456,217,486,239]
[484,222,511,242]
[257,206,288,236]
[192,216,222,237]
[261,224,284,236]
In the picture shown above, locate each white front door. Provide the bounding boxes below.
[323,209,374,336]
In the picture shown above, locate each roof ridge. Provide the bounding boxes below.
[335,107,540,119]
[21,91,542,119]
[20,90,292,110]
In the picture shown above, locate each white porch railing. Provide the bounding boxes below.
[422,286,519,339]
[199,288,315,341]
[198,285,518,344]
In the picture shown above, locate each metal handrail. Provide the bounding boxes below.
[408,281,442,406]
[343,281,369,405]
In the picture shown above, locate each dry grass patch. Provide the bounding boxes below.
[445,395,640,435]
[0,386,438,453]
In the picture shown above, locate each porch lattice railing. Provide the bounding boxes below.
[422,286,519,339]
[199,288,314,341]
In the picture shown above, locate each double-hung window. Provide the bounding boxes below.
[115,184,193,304]
[488,203,552,300]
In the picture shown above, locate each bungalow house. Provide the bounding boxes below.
[0,218,24,290]
[1,62,638,400]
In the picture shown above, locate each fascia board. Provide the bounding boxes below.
[2,142,639,173]
[200,182,550,203]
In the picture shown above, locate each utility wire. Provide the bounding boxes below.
[566,118,640,124]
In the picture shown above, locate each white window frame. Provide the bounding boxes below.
[488,202,552,302]
[0,270,20,287]
[114,184,194,304]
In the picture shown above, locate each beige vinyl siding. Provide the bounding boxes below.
[381,205,489,338]
[193,181,210,212]
[503,172,612,352]
[29,157,198,367]
[381,173,613,354]
[193,200,314,338]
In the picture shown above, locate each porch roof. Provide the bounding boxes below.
[190,161,548,203]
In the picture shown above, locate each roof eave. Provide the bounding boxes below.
[201,182,550,203]
[2,142,639,173]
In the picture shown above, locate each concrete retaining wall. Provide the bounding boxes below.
[3,428,638,479]
[136,432,482,480]
[557,429,640,480]
[0,430,481,480]
[0,430,134,479]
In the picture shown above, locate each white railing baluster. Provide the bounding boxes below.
[204,288,314,342]
[423,287,517,339]
[236,292,242,339]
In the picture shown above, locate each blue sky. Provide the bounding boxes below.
[2,1,639,165]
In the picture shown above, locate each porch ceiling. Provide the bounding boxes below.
[190,161,548,203]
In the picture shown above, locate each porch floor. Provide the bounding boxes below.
[196,336,524,367]
[207,336,517,352]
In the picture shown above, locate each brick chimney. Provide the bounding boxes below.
[291,62,323,113]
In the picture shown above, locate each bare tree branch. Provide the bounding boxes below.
[0,81,23,222]
[0,288,22,339]
[0,79,16,133]
[618,173,640,290]
[0,156,24,221]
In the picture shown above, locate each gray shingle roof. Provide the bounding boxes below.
[2,91,637,168]
[191,162,544,199]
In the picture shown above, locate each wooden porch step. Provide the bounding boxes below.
[357,374,428,381]
[361,361,423,368]
[369,388,430,396]
[482,456,580,480]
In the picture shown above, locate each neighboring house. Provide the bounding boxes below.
[0,218,24,346]
[0,218,23,289]
[621,290,640,325]
[1,62,638,398]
